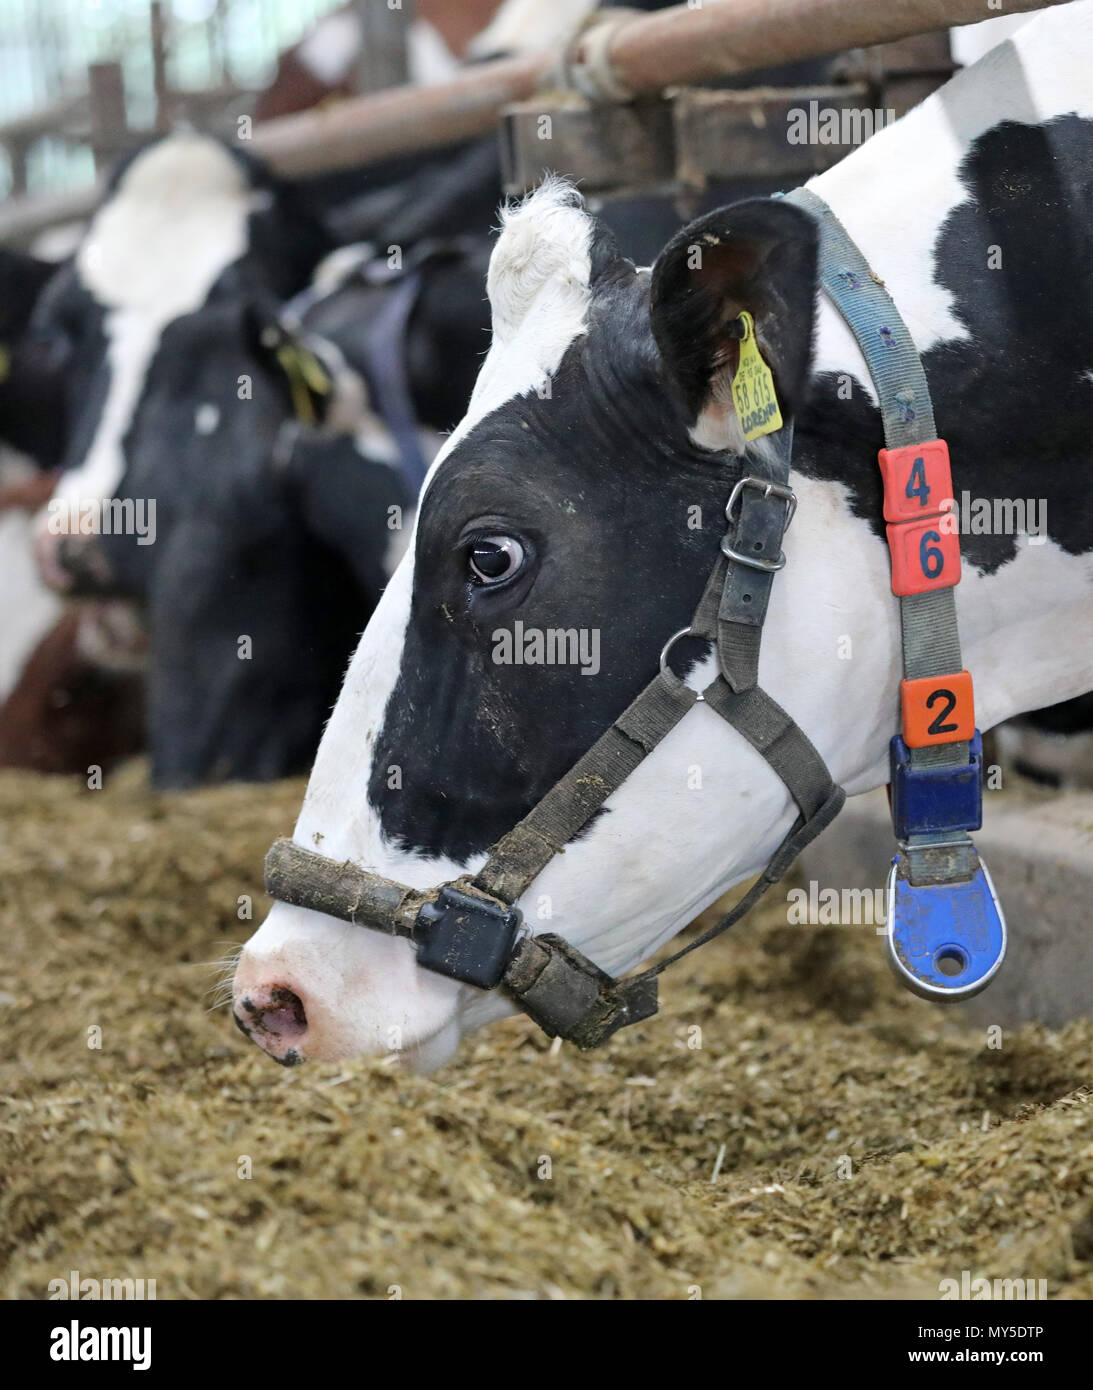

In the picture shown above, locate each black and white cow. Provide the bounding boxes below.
[233,5,1093,1069]
[32,133,411,787]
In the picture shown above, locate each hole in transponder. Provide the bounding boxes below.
[934,946,968,978]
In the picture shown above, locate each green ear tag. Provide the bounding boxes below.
[730,310,783,442]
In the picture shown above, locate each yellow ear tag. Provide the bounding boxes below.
[0,344,10,385]
[276,343,332,426]
[730,310,783,442]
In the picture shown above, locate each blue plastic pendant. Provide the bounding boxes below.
[885,856,1007,1000]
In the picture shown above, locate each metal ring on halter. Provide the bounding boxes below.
[659,627,706,701]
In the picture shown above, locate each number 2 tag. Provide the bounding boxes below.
[900,670,975,748]
[731,311,784,442]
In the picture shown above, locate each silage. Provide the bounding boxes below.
[0,768,1090,1299]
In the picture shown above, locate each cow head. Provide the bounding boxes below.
[31,132,410,786]
[233,181,841,1070]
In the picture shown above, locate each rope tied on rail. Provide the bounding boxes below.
[558,8,643,103]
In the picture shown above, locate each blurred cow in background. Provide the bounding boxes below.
[30,133,414,788]
[0,248,144,776]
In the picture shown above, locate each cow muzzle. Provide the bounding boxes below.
[35,526,114,596]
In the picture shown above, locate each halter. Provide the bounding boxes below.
[277,237,483,495]
[262,189,1006,1050]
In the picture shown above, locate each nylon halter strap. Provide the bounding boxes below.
[266,405,845,1050]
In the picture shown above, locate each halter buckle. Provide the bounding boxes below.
[720,475,797,571]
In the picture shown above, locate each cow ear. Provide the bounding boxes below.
[649,198,818,453]
[487,180,595,345]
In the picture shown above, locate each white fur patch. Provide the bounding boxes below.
[415,178,593,489]
[0,453,61,701]
[486,178,593,348]
[810,3,1093,385]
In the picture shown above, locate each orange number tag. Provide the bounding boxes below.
[886,515,962,596]
[900,670,975,748]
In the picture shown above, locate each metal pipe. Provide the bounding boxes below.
[0,0,1067,242]
[248,52,552,176]
[249,0,1066,177]
[605,0,1067,92]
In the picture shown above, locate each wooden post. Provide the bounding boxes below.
[7,140,28,197]
[151,1,170,132]
[356,0,414,93]
[88,62,127,172]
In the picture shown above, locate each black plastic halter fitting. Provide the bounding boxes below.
[414,885,523,989]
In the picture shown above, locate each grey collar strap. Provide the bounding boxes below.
[783,187,1006,1000]
[784,187,970,853]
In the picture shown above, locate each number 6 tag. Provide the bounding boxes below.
[886,514,962,596]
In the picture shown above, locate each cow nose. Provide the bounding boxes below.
[233,985,309,1066]
[34,526,74,593]
[35,527,113,595]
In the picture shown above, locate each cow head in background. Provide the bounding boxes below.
[32,132,410,787]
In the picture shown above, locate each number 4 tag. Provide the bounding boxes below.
[878,439,954,524]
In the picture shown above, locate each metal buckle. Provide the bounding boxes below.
[720,475,797,571]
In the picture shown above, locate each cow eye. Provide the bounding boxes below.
[469,535,525,585]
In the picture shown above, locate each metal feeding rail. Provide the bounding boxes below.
[0,0,1069,244]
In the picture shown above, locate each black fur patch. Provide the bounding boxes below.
[796,116,1093,573]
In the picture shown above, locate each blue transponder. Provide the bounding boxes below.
[889,730,983,840]
[886,859,1007,1000]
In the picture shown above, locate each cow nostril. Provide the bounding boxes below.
[241,986,308,1041]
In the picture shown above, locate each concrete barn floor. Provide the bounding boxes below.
[1,766,1091,1300]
